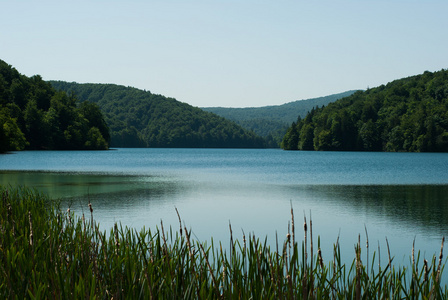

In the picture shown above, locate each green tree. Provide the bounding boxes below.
[85,127,108,150]
[0,107,27,152]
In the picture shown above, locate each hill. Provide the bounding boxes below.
[0,59,110,152]
[202,91,357,147]
[50,81,265,148]
[282,69,448,152]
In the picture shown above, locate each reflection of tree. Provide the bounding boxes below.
[303,185,448,235]
[64,181,183,214]
[0,171,183,206]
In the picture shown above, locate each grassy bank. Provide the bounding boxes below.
[0,187,446,299]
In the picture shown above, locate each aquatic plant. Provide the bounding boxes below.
[0,186,446,299]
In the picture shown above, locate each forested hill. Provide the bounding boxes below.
[202,91,357,147]
[0,60,110,152]
[50,81,265,148]
[282,69,448,152]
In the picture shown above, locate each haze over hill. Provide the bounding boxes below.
[203,90,357,146]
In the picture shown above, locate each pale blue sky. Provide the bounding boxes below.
[2,1,447,107]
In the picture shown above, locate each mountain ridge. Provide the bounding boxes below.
[50,81,266,148]
[202,90,358,146]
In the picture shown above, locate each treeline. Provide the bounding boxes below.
[282,69,448,152]
[203,91,357,147]
[50,81,265,148]
[0,60,110,152]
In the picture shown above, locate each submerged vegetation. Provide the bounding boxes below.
[1,186,446,299]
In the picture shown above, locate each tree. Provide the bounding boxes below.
[0,107,27,152]
[282,68,448,152]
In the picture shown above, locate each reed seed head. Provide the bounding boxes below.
[29,211,33,246]
[318,248,324,269]
[114,223,120,253]
[424,259,429,282]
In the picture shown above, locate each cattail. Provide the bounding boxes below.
[229,222,234,257]
[6,202,11,219]
[318,248,324,269]
[67,208,71,224]
[424,259,429,282]
[365,225,369,276]
[378,241,381,271]
[82,213,86,231]
[185,226,193,259]
[221,264,226,291]
[302,215,308,300]
[114,223,120,254]
[436,236,445,284]
[7,203,14,237]
[412,239,415,268]
[29,211,33,246]
[221,250,226,283]
[412,239,417,287]
[355,234,361,300]
[88,202,94,230]
[242,229,246,252]
[175,207,182,237]
[290,203,295,245]
[304,215,308,260]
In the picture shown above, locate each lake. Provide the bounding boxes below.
[1,148,447,269]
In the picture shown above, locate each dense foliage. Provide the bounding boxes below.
[1,186,446,299]
[282,69,448,152]
[50,81,265,148]
[0,60,109,152]
[203,91,357,147]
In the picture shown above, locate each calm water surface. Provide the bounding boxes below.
[1,148,448,269]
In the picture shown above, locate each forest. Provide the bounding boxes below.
[282,69,448,152]
[203,90,357,147]
[50,81,265,148]
[0,60,110,152]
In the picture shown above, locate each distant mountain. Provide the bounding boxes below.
[50,81,265,148]
[0,59,110,152]
[202,91,357,147]
[282,69,448,152]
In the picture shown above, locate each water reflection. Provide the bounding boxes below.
[2,171,447,236]
[293,185,448,237]
[1,170,447,264]
[0,170,182,199]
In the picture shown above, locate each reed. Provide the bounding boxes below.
[0,186,446,299]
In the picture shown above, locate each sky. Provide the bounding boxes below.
[2,1,448,108]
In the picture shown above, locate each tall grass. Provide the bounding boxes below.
[1,186,446,299]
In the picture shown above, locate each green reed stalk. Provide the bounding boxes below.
[1,186,447,299]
